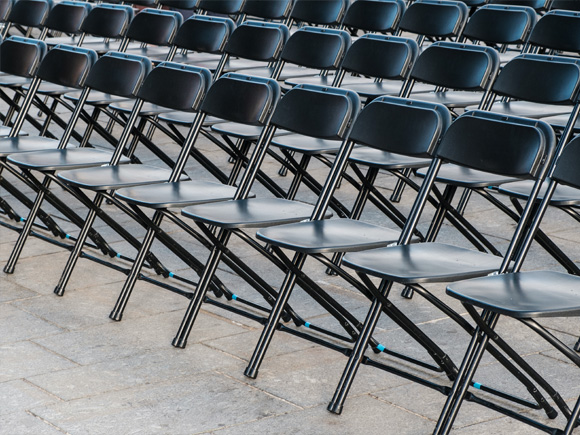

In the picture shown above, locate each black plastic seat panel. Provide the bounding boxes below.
[65,90,130,106]
[271,134,341,154]
[256,218,401,254]
[499,179,580,206]
[417,164,521,188]
[211,122,291,140]
[158,111,222,126]
[411,91,485,109]
[348,147,431,170]
[284,75,336,88]
[7,149,130,172]
[57,165,187,191]
[114,180,241,209]
[468,101,573,119]
[0,136,60,157]
[446,271,580,318]
[109,100,176,116]
[181,198,328,229]
[540,112,579,131]
[343,243,505,284]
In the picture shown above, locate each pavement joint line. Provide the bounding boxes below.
[28,340,83,367]
[25,410,71,435]
[21,378,66,402]
[369,392,437,422]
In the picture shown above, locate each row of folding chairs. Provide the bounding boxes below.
[1,34,580,434]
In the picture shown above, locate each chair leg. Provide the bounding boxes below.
[244,252,307,379]
[4,177,51,274]
[110,211,165,321]
[54,194,104,296]
[574,337,580,352]
[564,396,580,435]
[328,280,394,415]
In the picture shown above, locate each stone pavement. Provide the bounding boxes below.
[1,102,580,435]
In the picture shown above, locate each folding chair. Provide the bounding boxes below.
[434,136,580,435]
[171,84,360,349]
[3,50,151,274]
[1,0,51,39]
[331,109,558,418]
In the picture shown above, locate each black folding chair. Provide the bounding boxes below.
[434,136,580,435]
[1,0,51,39]
[332,109,559,419]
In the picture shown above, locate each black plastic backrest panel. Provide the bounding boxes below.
[551,0,580,11]
[158,0,200,8]
[271,84,360,140]
[173,15,234,53]
[493,54,580,104]
[552,135,580,188]
[197,0,245,15]
[44,1,92,34]
[7,0,51,27]
[125,8,182,46]
[489,0,549,11]
[0,36,47,77]
[463,4,536,45]
[342,0,405,33]
[341,34,418,80]
[350,96,451,157]
[242,0,293,20]
[201,73,280,126]
[0,0,12,22]
[136,63,211,112]
[436,110,555,179]
[225,21,288,62]
[35,45,97,88]
[399,0,469,38]
[81,4,134,38]
[281,27,350,70]
[290,0,348,26]
[84,52,152,97]
[529,10,580,53]
[410,41,500,90]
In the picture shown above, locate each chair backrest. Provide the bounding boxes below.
[0,36,46,77]
[550,0,580,11]
[158,0,200,9]
[172,15,235,54]
[399,0,469,41]
[83,52,152,98]
[6,0,51,27]
[224,21,289,62]
[124,8,182,47]
[136,62,211,112]
[201,73,280,126]
[342,0,406,34]
[281,26,351,71]
[436,110,556,180]
[349,96,451,157]
[462,4,537,46]
[196,0,246,16]
[408,41,500,91]
[271,84,360,140]
[489,0,550,12]
[340,34,419,81]
[551,134,580,189]
[241,0,293,21]
[80,4,134,39]
[34,44,97,88]
[528,10,580,53]
[492,54,580,105]
[43,0,91,35]
[289,0,349,27]
[0,0,12,22]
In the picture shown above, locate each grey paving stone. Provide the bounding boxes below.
[0,304,64,344]
[31,372,298,435]
[0,411,65,435]
[0,380,61,416]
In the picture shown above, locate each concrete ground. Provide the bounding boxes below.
[1,91,580,435]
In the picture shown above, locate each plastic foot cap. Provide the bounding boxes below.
[401,288,414,299]
[3,265,14,274]
[109,311,123,322]
[54,286,64,296]
[327,402,343,415]
[244,367,259,379]
[172,337,187,349]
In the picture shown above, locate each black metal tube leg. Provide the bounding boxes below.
[110,211,165,321]
[244,252,307,380]
[574,338,580,352]
[172,229,231,349]
[564,396,580,435]
[54,195,104,296]
[328,280,394,415]
[4,178,51,274]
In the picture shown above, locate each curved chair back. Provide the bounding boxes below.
[399,0,469,41]
[5,0,51,28]
[224,21,288,62]
[158,0,200,9]
[35,44,97,89]
[84,52,152,98]
[0,36,46,77]
[528,10,580,53]
[44,0,92,35]
[197,0,246,16]
[552,135,580,188]
[80,4,134,39]
[281,27,350,71]
[489,0,550,12]
[173,15,235,54]
[125,8,182,47]
[241,0,293,21]
[290,0,349,26]
[342,0,405,34]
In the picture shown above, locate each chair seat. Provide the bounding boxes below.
[417,164,520,188]
[446,271,580,318]
[211,122,292,140]
[0,126,26,137]
[343,242,505,284]
[0,136,60,157]
[158,111,222,126]
[7,148,130,171]
[284,74,336,88]
[114,180,240,209]
[349,147,431,169]
[412,91,485,109]
[57,164,185,191]
[256,218,401,254]
[181,198,327,229]
[499,179,580,206]
[466,101,571,119]
[235,65,320,81]
[65,90,129,106]
[271,134,341,154]
[109,100,176,116]
[540,112,579,131]
[47,36,121,54]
